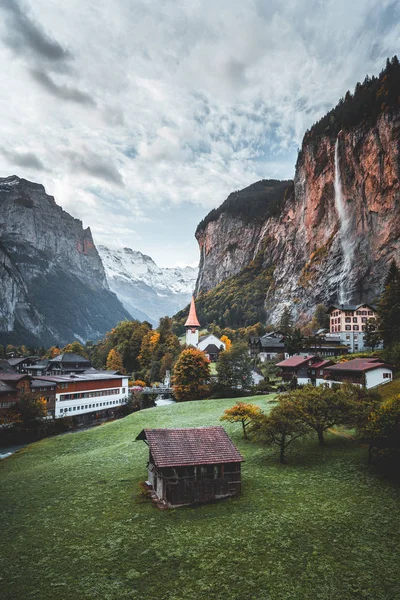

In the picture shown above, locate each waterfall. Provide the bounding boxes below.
[334,137,353,304]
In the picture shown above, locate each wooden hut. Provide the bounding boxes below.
[136,426,244,507]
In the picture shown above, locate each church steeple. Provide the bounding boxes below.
[185,296,200,347]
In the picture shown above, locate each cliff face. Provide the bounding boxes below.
[0,176,130,346]
[195,110,400,325]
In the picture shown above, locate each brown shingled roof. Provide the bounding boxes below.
[136,427,244,467]
[276,355,315,368]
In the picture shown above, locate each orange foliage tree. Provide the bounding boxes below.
[172,348,210,402]
[220,401,262,439]
[106,348,125,373]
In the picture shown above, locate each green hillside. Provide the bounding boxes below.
[1,397,400,600]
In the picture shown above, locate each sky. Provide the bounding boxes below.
[0,1,399,267]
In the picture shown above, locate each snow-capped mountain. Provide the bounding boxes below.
[98,245,198,325]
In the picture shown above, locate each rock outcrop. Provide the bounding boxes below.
[194,108,400,326]
[0,176,130,346]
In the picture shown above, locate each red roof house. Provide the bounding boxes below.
[137,427,243,507]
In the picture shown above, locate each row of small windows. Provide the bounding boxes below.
[331,317,371,324]
[60,388,125,401]
[331,325,366,332]
[59,398,127,413]
[331,310,374,317]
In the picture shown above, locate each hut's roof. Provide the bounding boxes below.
[136,426,244,467]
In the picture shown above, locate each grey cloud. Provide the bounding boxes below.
[30,69,96,106]
[1,148,46,170]
[1,0,70,64]
[63,150,124,186]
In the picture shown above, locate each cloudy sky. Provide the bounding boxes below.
[0,0,399,267]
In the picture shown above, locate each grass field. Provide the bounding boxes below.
[1,395,400,600]
[378,372,400,400]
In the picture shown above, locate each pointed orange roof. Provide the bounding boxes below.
[184,296,201,328]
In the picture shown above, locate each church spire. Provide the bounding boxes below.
[184,296,200,328]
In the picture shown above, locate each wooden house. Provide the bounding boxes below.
[136,426,244,508]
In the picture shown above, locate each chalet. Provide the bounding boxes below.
[249,332,285,362]
[322,358,393,389]
[0,374,32,417]
[35,371,129,420]
[8,356,40,374]
[327,303,378,352]
[136,427,244,507]
[46,353,92,375]
[30,380,57,418]
[276,355,333,386]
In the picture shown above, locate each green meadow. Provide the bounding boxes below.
[1,396,399,600]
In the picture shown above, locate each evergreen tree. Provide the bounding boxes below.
[364,318,381,350]
[285,328,304,356]
[279,306,293,335]
[377,260,400,348]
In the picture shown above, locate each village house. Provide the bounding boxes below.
[34,371,129,420]
[322,358,393,389]
[185,297,226,360]
[8,356,40,374]
[276,355,334,386]
[327,303,378,352]
[30,380,57,418]
[0,374,32,418]
[137,426,244,507]
[249,332,286,362]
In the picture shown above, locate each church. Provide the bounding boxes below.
[184,297,226,361]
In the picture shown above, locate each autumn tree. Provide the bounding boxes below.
[220,335,232,351]
[283,384,354,446]
[62,341,88,358]
[357,396,400,464]
[2,394,47,427]
[46,346,61,359]
[250,402,310,463]
[172,348,210,402]
[106,348,125,373]
[220,401,262,439]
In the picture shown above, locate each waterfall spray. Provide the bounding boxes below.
[334,137,353,304]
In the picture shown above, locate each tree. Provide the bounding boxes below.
[357,396,400,464]
[220,401,262,439]
[285,328,304,356]
[279,306,293,335]
[283,384,354,446]
[46,346,61,359]
[377,259,400,348]
[216,342,253,395]
[106,348,125,373]
[62,341,88,358]
[1,394,47,426]
[364,318,381,350]
[172,348,210,402]
[313,304,330,330]
[220,335,232,351]
[250,402,310,463]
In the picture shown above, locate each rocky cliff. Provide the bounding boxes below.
[0,176,130,346]
[98,245,198,325]
[192,60,400,328]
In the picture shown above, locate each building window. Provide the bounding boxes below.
[346,335,350,340]
[353,325,359,331]
[345,325,351,331]
[361,317,367,323]
[345,318,351,323]
[368,311,373,315]
[353,317,358,323]
[383,373,392,379]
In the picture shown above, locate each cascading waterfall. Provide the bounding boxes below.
[334,137,353,304]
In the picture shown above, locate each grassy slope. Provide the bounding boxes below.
[378,373,400,400]
[1,396,400,600]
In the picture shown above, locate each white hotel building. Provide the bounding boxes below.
[35,372,129,419]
